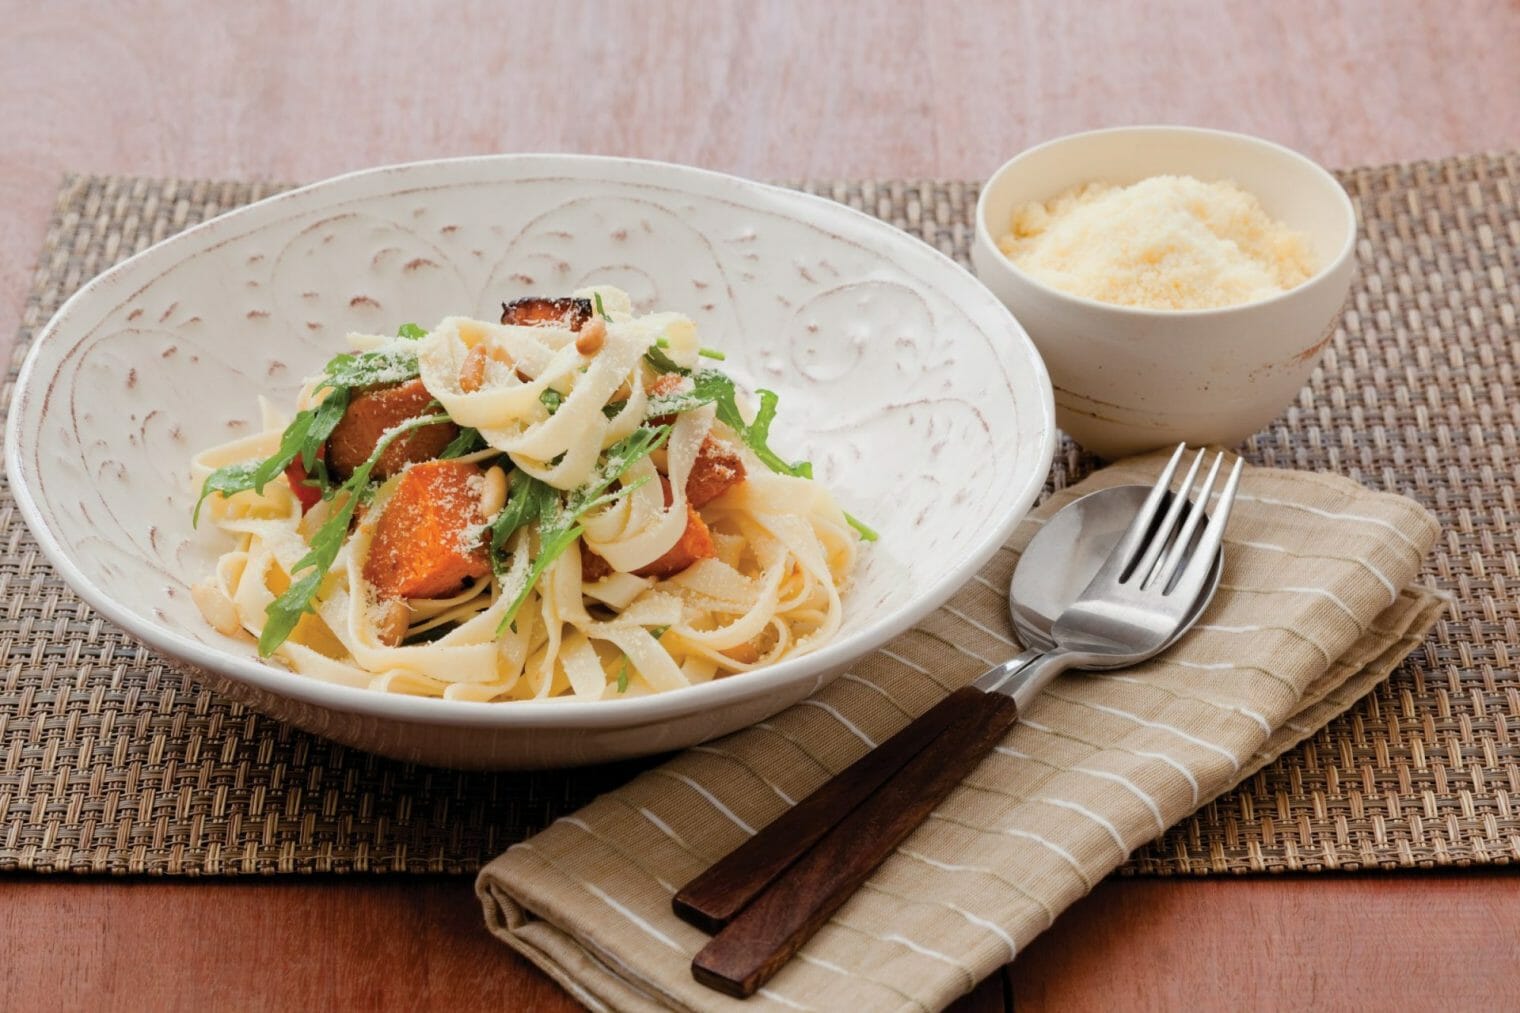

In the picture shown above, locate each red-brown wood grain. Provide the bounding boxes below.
[4,874,1518,1010]
[674,685,994,935]
[691,691,1021,997]
[3,1,1519,1009]
[5,0,1519,365]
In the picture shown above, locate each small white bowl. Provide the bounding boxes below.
[972,125,1357,459]
[5,155,1055,769]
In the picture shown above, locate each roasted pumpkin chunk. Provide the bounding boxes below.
[500,296,592,331]
[646,378,747,505]
[363,460,490,600]
[687,436,746,507]
[634,505,717,579]
[580,543,614,582]
[326,378,458,479]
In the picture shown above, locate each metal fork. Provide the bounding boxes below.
[977,443,1245,704]
[681,445,1244,998]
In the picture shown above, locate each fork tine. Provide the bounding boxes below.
[1151,451,1224,591]
[1103,443,1187,579]
[1129,449,1204,585]
[1172,456,1244,598]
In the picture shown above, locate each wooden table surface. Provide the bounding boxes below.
[4,1,1519,1009]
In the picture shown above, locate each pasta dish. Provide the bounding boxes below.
[190,287,870,701]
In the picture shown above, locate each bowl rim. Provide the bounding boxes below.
[973,124,1359,319]
[5,152,1056,731]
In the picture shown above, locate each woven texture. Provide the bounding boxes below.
[3,154,1518,877]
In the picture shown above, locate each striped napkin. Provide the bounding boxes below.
[476,451,1445,1011]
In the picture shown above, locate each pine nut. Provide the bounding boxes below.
[374,598,411,647]
[721,641,761,665]
[459,344,515,392]
[575,317,607,356]
[478,465,508,520]
[191,581,242,637]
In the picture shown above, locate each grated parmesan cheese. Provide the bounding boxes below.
[998,175,1317,310]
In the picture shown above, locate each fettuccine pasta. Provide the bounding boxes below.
[190,287,866,701]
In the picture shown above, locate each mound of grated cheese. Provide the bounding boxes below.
[997,175,1317,310]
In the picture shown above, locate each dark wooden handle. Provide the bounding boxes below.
[689,690,1020,998]
[673,685,989,934]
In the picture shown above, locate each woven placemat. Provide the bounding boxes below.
[2,156,1516,877]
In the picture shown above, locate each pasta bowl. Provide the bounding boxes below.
[5,155,1054,768]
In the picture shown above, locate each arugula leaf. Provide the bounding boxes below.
[721,385,812,479]
[244,385,349,489]
[257,413,451,656]
[439,427,485,459]
[320,346,420,390]
[397,323,427,340]
[302,387,350,470]
[489,470,558,577]
[639,353,877,540]
[601,399,628,420]
[647,362,813,479]
[616,659,630,693]
[193,461,262,525]
[495,425,672,631]
[643,346,687,375]
[195,339,428,527]
[498,522,584,632]
[844,514,879,541]
[572,425,671,513]
[194,384,349,525]
[250,406,315,490]
[539,389,564,414]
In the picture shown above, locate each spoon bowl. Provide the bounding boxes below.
[1010,484,1223,656]
[974,446,1238,701]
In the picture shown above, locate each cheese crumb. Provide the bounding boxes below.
[998,175,1317,310]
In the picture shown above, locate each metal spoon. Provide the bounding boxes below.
[974,479,1225,710]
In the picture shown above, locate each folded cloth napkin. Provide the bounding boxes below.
[477,451,1446,1012]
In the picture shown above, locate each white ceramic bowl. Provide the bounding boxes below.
[972,126,1357,459]
[5,155,1055,769]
